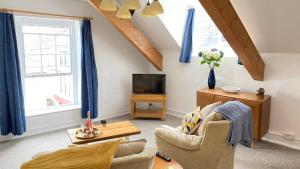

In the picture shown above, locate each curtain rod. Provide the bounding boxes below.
[0,8,93,20]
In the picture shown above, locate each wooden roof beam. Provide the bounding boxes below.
[198,0,265,81]
[88,0,163,71]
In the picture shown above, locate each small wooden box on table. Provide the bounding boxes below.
[131,94,166,120]
[197,88,271,145]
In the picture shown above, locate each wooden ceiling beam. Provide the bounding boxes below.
[198,0,265,81]
[88,0,163,71]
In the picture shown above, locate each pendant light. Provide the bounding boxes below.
[149,0,164,15]
[116,5,132,19]
[99,0,117,11]
[123,0,141,10]
[141,0,154,17]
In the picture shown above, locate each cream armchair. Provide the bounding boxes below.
[155,120,235,169]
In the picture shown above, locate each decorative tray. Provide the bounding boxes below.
[222,86,241,93]
[75,128,102,139]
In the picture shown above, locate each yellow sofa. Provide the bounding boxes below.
[21,138,156,169]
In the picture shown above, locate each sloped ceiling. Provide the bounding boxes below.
[132,12,180,51]
[81,0,300,53]
[231,0,300,53]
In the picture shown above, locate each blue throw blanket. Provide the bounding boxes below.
[214,101,253,147]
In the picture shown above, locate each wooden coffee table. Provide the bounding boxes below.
[152,156,183,169]
[67,121,141,144]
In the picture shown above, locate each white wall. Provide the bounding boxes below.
[0,0,148,140]
[231,0,300,53]
[149,51,300,148]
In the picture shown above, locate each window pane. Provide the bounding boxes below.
[57,45,71,73]
[23,26,40,34]
[41,35,55,54]
[54,27,70,35]
[39,26,55,34]
[25,54,42,74]
[24,34,40,54]
[56,35,70,46]
[42,54,56,74]
[57,54,71,73]
[24,75,74,113]
[22,25,70,35]
[56,45,70,55]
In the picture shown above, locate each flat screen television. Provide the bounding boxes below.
[132,74,166,94]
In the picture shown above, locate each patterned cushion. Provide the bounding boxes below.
[182,107,202,134]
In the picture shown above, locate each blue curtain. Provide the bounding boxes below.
[179,8,195,63]
[0,12,26,136]
[81,19,98,119]
[238,59,243,65]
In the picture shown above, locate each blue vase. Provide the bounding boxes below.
[208,68,216,89]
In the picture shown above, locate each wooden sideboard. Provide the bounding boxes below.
[197,88,271,142]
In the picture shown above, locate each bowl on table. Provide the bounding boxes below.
[222,86,241,93]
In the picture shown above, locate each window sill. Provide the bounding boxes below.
[26,105,81,117]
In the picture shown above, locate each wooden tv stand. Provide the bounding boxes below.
[130,94,167,120]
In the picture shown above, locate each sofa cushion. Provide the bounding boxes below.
[198,112,223,136]
[115,139,147,158]
[182,107,202,134]
[21,139,122,169]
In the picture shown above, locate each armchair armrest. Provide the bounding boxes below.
[161,125,176,130]
[111,147,156,169]
[154,127,203,150]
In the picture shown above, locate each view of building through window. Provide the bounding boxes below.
[192,4,237,57]
[15,17,80,116]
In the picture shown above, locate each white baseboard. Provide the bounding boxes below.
[94,110,130,122]
[262,131,300,150]
[166,108,186,118]
[0,110,129,142]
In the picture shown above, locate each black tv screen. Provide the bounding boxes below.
[132,74,166,94]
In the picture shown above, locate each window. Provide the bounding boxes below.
[192,4,237,57]
[15,17,81,116]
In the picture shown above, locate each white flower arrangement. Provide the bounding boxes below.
[198,48,224,69]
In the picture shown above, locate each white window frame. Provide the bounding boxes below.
[14,16,81,116]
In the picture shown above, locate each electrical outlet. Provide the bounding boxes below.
[283,132,295,140]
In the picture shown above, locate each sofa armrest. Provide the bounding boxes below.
[155,127,203,150]
[111,147,156,169]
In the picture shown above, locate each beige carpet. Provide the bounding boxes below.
[0,115,300,169]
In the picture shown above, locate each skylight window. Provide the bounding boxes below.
[192,4,237,58]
